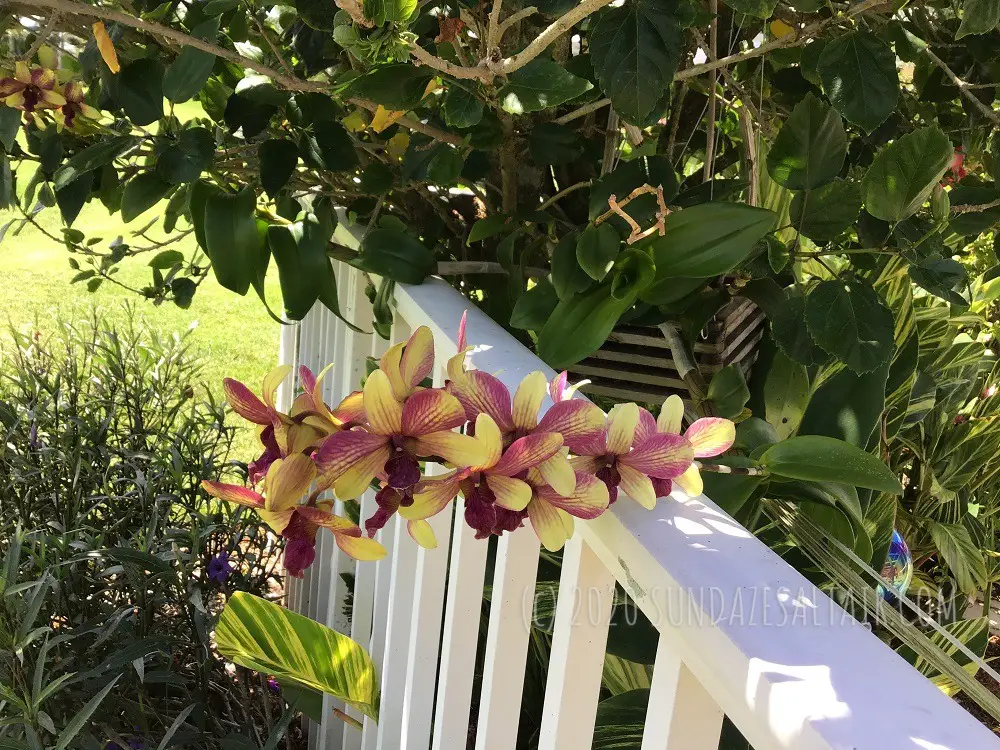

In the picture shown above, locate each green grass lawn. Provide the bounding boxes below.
[0,193,284,460]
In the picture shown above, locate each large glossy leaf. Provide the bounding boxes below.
[216,592,380,721]
[764,350,810,439]
[351,226,435,284]
[817,31,898,133]
[804,280,894,375]
[958,0,1000,38]
[156,127,215,185]
[121,173,172,222]
[299,121,358,172]
[551,232,593,300]
[862,126,953,222]
[759,435,903,494]
[364,0,416,23]
[589,0,682,124]
[576,223,621,281]
[203,187,260,295]
[770,288,830,367]
[499,59,592,114]
[927,521,988,595]
[118,58,165,126]
[53,135,138,190]
[537,282,637,368]
[707,364,750,419]
[163,18,219,103]
[799,360,889,447]
[268,216,333,320]
[510,276,559,330]
[767,94,846,190]
[259,139,300,198]
[641,203,775,300]
[349,64,433,110]
[789,179,861,241]
[442,87,484,129]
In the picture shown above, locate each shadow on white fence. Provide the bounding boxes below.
[277,222,999,750]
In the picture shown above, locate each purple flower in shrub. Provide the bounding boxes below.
[208,553,233,583]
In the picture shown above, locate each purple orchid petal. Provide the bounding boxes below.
[464,482,497,539]
[596,465,620,505]
[385,454,421,489]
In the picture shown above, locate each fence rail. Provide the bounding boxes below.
[278,220,1000,750]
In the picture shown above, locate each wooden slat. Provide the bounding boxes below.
[640,633,723,750]
[536,537,615,750]
[360,513,397,750]
[475,529,541,750]
[430,497,489,750]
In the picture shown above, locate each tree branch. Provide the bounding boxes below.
[500,0,616,74]
[23,11,59,61]
[409,42,492,82]
[952,197,1000,215]
[350,98,465,146]
[487,0,503,49]
[923,47,1000,125]
[554,97,611,124]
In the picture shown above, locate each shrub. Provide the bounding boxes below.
[0,309,292,750]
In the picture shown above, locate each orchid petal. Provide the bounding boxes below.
[569,455,602,474]
[263,365,292,409]
[0,78,24,97]
[617,464,657,509]
[332,389,365,425]
[264,454,316,512]
[400,474,461,519]
[621,433,694,479]
[259,509,295,535]
[407,519,438,549]
[400,326,435,392]
[297,506,360,533]
[39,89,66,108]
[491,432,563,477]
[364,370,404,436]
[537,472,609,519]
[401,388,466,437]
[536,400,606,454]
[634,407,658,444]
[14,62,30,83]
[606,402,639,456]
[448,370,514,432]
[673,464,704,496]
[334,445,391,499]
[457,310,468,351]
[473,413,503,470]
[685,418,736,458]
[412,431,488,468]
[512,371,547,431]
[336,533,388,561]
[549,371,569,402]
[485,474,532,511]
[657,394,684,435]
[314,429,389,488]
[527,498,572,552]
[286,421,327,455]
[535,453,576,497]
[380,342,408,399]
[299,365,317,394]
[29,67,56,89]
[200,480,264,508]
[223,378,271,424]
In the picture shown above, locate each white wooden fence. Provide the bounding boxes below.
[276,220,1000,750]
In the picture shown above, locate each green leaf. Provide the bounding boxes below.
[224,93,277,138]
[54,677,119,750]
[958,0,1000,38]
[528,122,584,165]
[764,350,810,439]
[759,435,903,494]
[351,227,435,284]
[862,126,953,222]
[149,249,185,269]
[499,59,592,114]
[259,139,300,198]
[707,364,750,419]
[590,156,678,228]
[927,521,987,595]
[268,216,334,320]
[766,93,847,190]
[55,174,92,227]
[610,248,656,299]
[296,0,338,29]
[642,203,775,300]
[203,187,260,295]
[118,58,165,126]
[908,253,968,305]
[349,65,433,110]
[817,31,898,133]
[163,18,219,103]
[216,592,380,721]
[806,279,894,374]
[442,87,484,129]
[53,135,138,190]
[0,106,20,152]
[299,121,359,172]
[576,223,621,281]
[364,0,416,23]
[425,146,464,184]
[789,179,862,241]
[156,127,215,185]
[799,360,889,447]
[551,232,593,300]
[725,0,777,17]
[537,282,637,368]
[589,0,682,124]
[770,289,829,366]
[0,153,11,210]
[121,173,172,223]
[510,277,559,330]
[468,214,515,243]
[360,162,394,194]
[592,689,648,749]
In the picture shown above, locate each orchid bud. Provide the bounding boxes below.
[931,183,950,223]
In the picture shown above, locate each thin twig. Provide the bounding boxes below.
[924,47,1000,125]
[538,180,590,210]
[437,261,548,276]
[703,0,719,183]
[487,0,504,49]
[251,13,293,76]
[497,6,537,41]
[23,11,59,61]
[952,197,1000,214]
[501,0,616,74]
[409,42,491,81]
[554,97,611,125]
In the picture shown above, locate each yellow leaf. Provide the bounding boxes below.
[93,22,120,74]
[770,19,795,39]
[371,105,404,133]
[387,132,410,160]
[342,109,368,132]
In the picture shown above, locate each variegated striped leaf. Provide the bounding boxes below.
[897,616,990,695]
[602,654,652,696]
[216,592,380,721]
[592,689,648,749]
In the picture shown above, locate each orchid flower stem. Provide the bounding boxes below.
[695,461,766,476]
